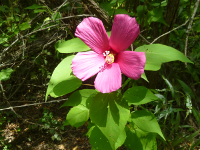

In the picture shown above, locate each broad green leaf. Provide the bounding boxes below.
[89,126,112,150]
[147,8,167,25]
[90,93,129,149]
[177,79,195,99]
[123,86,159,105]
[55,38,90,53]
[66,105,89,128]
[135,44,193,71]
[124,125,157,150]
[45,55,82,100]
[25,4,45,9]
[131,110,165,140]
[115,129,126,149]
[60,89,97,108]
[19,22,31,31]
[50,76,82,98]
[0,68,14,81]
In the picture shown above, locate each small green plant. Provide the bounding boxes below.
[30,108,64,141]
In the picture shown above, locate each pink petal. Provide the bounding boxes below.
[72,51,105,81]
[117,51,146,80]
[75,17,110,54]
[109,14,140,53]
[94,63,121,93]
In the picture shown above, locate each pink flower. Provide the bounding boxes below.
[71,14,146,93]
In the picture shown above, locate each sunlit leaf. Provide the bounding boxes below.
[55,38,90,53]
[123,86,159,105]
[19,22,31,31]
[60,89,97,108]
[135,44,193,71]
[45,55,82,100]
[0,68,14,81]
[124,125,157,150]
[66,105,89,128]
[131,110,165,140]
[90,92,129,149]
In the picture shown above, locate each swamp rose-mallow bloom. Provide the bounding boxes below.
[71,14,146,93]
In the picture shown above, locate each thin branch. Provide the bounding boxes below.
[139,34,151,44]
[0,98,68,111]
[51,0,68,21]
[184,0,200,66]
[151,19,189,44]
[0,14,93,63]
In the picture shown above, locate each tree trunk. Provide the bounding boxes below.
[81,0,112,29]
[160,0,180,45]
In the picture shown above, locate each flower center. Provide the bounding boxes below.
[105,54,114,64]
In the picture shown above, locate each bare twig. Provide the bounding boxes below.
[139,34,151,44]
[52,0,68,20]
[0,14,93,63]
[151,19,189,44]
[184,0,200,66]
[0,98,68,111]
[0,81,8,100]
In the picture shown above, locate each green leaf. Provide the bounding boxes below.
[194,23,200,32]
[0,37,8,44]
[100,2,113,16]
[110,0,125,5]
[55,38,90,53]
[66,105,89,128]
[60,89,97,108]
[34,9,46,13]
[19,22,31,31]
[147,8,167,25]
[50,76,82,98]
[0,68,14,81]
[115,129,126,149]
[141,72,149,82]
[45,55,82,100]
[123,86,159,105]
[175,112,180,131]
[192,107,200,126]
[25,4,45,9]
[137,5,147,19]
[115,9,129,15]
[135,44,193,71]
[131,110,165,140]
[89,126,112,150]
[124,125,157,150]
[52,12,61,21]
[107,31,111,37]
[89,93,129,149]
[162,76,174,98]
[177,79,195,99]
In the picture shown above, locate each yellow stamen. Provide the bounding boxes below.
[105,54,114,64]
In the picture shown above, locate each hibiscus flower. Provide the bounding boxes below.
[71,14,146,93]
